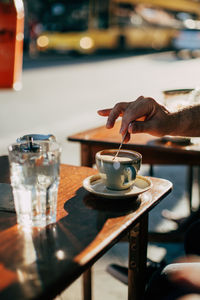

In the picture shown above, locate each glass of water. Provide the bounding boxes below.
[8,139,61,227]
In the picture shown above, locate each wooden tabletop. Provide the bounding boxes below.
[0,164,172,300]
[68,122,200,165]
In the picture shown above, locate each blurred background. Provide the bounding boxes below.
[1,1,200,299]
[24,0,200,58]
[1,0,199,164]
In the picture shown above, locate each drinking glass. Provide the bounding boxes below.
[8,140,61,227]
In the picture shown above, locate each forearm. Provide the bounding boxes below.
[169,104,200,137]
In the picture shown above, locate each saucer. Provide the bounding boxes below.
[83,174,152,199]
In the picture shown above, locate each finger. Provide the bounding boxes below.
[106,102,128,129]
[120,96,145,135]
[97,109,112,116]
[120,116,146,135]
[98,109,123,117]
[128,120,162,136]
[124,132,130,143]
[120,113,135,135]
[128,120,150,134]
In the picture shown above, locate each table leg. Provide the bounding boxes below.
[81,144,93,167]
[187,166,193,213]
[149,165,154,177]
[83,268,92,300]
[128,214,148,300]
[198,167,200,207]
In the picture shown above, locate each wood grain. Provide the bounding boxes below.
[68,122,200,165]
[0,164,172,300]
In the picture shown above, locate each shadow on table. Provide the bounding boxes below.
[62,187,141,245]
[0,185,142,299]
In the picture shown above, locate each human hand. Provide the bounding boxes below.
[98,96,170,142]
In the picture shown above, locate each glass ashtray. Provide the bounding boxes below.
[160,135,192,146]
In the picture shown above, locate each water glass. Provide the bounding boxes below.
[8,140,61,227]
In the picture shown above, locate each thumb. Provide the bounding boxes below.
[128,120,152,134]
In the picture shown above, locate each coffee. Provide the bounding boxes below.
[100,154,132,162]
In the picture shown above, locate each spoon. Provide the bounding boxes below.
[113,131,128,160]
[112,117,145,161]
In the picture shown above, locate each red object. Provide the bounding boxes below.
[0,0,24,90]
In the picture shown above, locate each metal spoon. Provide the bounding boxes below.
[113,131,128,160]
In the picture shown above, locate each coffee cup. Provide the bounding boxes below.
[95,149,142,190]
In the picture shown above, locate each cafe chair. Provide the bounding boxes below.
[148,164,200,244]
[106,164,200,286]
[106,258,166,286]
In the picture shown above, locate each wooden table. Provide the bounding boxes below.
[68,122,200,166]
[68,121,200,213]
[0,163,172,300]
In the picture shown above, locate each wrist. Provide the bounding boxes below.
[167,105,200,137]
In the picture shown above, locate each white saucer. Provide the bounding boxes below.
[83,174,152,199]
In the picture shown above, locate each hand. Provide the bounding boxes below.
[98,96,171,142]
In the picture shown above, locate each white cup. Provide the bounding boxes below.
[96,149,142,190]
